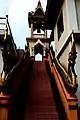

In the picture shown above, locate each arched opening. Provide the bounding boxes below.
[34,43,43,61]
[34,43,43,55]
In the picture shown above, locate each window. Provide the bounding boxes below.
[57,10,64,40]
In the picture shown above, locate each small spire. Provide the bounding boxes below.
[38,0,41,5]
[35,0,43,11]
[6,15,8,19]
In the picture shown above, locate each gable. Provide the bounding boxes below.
[33,39,45,47]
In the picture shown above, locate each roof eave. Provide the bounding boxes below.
[45,0,64,30]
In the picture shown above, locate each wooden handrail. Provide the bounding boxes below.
[0,52,30,120]
[49,46,78,95]
[6,16,17,56]
[4,52,25,81]
[48,53,78,120]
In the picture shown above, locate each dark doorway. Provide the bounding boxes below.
[34,43,43,55]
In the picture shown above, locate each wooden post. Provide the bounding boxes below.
[0,92,9,120]
[67,98,78,120]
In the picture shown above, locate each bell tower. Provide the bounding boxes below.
[26,0,49,61]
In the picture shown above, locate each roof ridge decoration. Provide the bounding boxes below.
[35,0,44,13]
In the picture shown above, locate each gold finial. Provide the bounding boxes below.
[0,71,5,83]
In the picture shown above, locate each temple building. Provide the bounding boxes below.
[0,1,79,120]
[26,1,49,61]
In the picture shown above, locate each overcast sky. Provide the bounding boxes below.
[0,0,48,49]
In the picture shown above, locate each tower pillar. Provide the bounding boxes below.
[45,30,47,38]
[31,22,33,37]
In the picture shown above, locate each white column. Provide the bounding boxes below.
[31,22,33,37]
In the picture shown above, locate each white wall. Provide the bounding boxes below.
[54,0,78,57]
[66,0,78,31]
[75,0,80,30]
[54,0,69,56]
[59,45,69,71]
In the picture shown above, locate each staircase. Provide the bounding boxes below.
[25,61,59,120]
[7,59,66,120]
